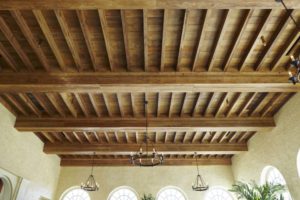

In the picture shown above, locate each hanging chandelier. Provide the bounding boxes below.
[192,153,209,191]
[130,100,164,167]
[81,152,99,191]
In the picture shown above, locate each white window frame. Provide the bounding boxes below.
[59,186,90,200]
[107,186,139,200]
[260,166,292,200]
[156,186,188,200]
[204,186,234,200]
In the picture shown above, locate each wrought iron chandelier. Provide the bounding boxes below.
[130,101,164,167]
[81,152,99,191]
[192,153,209,191]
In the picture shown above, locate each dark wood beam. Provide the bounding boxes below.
[0,72,298,93]
[60,157,232,166]
[45,143,247,154]
[1,0,299,9]
[15,117,274,132]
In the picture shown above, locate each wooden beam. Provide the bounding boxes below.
[193,10,210,71]
[0,72,299,93]
[60,157,231,166]
[176,9,189,71]
[11,10,51,71]
[0,43,18,71]
[255,10,293,71]
[33,10,67,71]
[44,143,247,154]
[223,9,253,71]
[1,0,299,9]
[120,10,130,71]
[55,10,83,72]
[15,117,275,132]
[0,17,35,71]
[239,10,272,71]
[76,10,97,71]
[271,30,300,71]
[160,9,168,71]
[143,9,149,72]
[207,10,230,71]
[98,10,114,71]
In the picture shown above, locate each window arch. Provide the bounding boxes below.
[205,187,233,200]
[60,187,90,200]
[261,166,292,200]
[156,186,187,200]
[108,186,138,200]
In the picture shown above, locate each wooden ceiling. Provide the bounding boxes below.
[0,0,300,166]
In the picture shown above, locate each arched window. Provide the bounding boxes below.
[205,187,233,200]
[261,166,292,200]
[157,186,187,200]
[108,186,138,200]
[60,187,90,200]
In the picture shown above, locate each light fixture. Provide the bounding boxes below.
[130,100,164,167]
[192,152,209,191]
[81,152,99,191]
[288,54,300,84]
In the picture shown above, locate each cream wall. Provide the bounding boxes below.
[0,104,61,200]
[55,166,235,200]
[232,93,300,199]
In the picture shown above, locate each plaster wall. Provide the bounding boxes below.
[232,93,300,199]
[0,104,61,200]
[55,166,235,200]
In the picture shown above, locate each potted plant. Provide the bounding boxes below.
[141,194,155,200]
[230,181,285,200]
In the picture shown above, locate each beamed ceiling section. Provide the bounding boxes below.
[0,0,300,166]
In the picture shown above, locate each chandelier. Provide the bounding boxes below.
[81,152,99,191]
[130,101,164,167]
[192,153,209,191]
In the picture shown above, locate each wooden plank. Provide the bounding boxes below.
[0,72,299,93]
[223,10,253,71]
[160,9,168,71]
[255,10,293,71]
[11,10,51,71]
[1,0,299,9]
[98,10,114,71]
[15,117,275,132]
[193,10,210,71]
[55,10,83,72]
[176,9,189,71]
[60,157,231,166]
[76,10,97,71]
[239,10,273,71]
[271,30,300,71]
[207,10,230,71]
[0,43,18,71]
[44,143,247,154]
[33,10,67,71]
[120,10,130,71]
[0,17,35,71]
[143,9,149,72]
